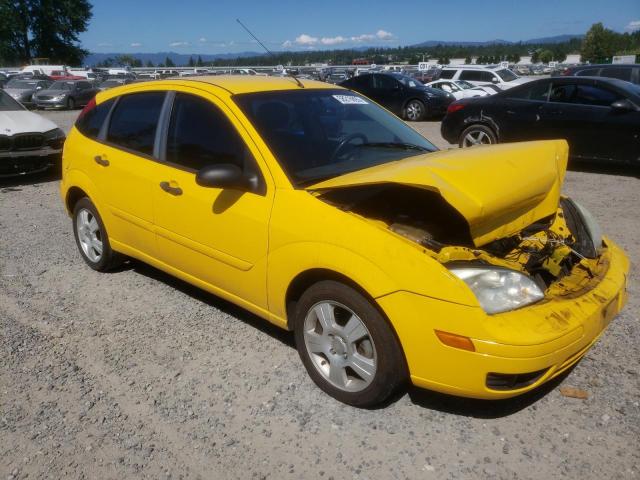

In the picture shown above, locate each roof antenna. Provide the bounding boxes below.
[236,18,304,88]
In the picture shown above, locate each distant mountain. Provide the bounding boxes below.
[411,34,583,48]
[83,51,265,67]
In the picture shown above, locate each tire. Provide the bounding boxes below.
[72,197,123,271]
[293,280,407,407]
[67,97,75,110]
[404,99,426,121]
[459,124,497,148]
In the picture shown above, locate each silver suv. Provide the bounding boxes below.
[438,65,531,90]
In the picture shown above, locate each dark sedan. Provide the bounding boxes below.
[557,63,639,85]
[32,80,99,110]
[340,72,454,121]
[441,77,640,164]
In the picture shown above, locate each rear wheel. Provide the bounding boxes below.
[293,280,407,407]
[72,197,123,271]
[459,124,497,147]
[404,99,426,121]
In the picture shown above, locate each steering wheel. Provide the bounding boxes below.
[329,133,368,163]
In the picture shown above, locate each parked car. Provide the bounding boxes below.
[425,79,488,99]
[33,80,99,110]
[4,78,52,107]
[441,76,640,164]
[438,65,532,90]
[0,90,65,176]
[340,72,454,120]
[468,84,503,96]
[558,63,639,85]
[409,69,440,84]
[326,73,347,84]
[59,76,629,407]
[98,78,133,91]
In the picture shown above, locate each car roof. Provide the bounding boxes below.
[98,75,338,97]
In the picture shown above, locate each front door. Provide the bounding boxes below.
[153,90,273,311]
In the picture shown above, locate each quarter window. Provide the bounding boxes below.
[106,92,165,156]
[76,98,115,139]
[166,93,255,172]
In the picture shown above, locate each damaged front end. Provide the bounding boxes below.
[310,141,608,313]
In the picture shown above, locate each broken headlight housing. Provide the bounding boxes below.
[449,267,545,314]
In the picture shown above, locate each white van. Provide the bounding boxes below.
[20,65,67,76]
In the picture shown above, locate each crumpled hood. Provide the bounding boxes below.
[0,111,59,135]
[307,140,569,247]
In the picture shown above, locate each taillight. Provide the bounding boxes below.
[76,97,96,122]
[447,103,465,114]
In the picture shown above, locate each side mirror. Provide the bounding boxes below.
[36,86,42,90]
[491,77,499,83]
[196,163,259,192]
[610,98,636,112]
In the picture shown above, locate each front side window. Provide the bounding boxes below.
[234,89,436,187]
[508,81,550,101]
[107,92,165,156]
[459,71,485,82]
[373,75,398,89]
[573,85,621,106]
[549,84,576,103]
[576,68,600,77]
[166,93,256,173]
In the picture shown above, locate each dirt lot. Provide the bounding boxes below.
[1,110,638,480]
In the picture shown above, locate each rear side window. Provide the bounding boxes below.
[107,92,165,156]
[166,93,254,172]
[76,98,115,139]
[439,70,455,79]
[600,67,632,82]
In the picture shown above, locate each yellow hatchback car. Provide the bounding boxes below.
[60,76,629,407]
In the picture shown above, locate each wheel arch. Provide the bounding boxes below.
[65,186,89,214]
[459,115,500,142]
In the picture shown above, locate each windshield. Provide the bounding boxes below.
[495,69,518,82]
[0,91,25,111]
[456,80,474,89]
[392,74,422,88]
[49,81,74,90]
[234,89,437,187]
[6,80,38,89]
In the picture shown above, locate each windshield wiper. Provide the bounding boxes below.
[355,142,431,152]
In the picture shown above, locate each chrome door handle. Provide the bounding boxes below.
[159,181,183,196]
[94,155,109,166]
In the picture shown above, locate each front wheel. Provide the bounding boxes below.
[459,124,497,147]
[404,100,426,121]
[294,281,407,407]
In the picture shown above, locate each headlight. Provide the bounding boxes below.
[449,267,544,314]
[44,128,66,148]
[571,200,602,253]
[52,95,66,101]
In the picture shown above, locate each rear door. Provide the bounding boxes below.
[539,81,630,161]
[152,89,273,310]
[89,91,167,254]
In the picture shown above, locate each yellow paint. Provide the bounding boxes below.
[60,77,630,400]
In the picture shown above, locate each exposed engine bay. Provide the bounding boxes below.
[318,184,605,292]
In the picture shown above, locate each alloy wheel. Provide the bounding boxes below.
[76,208,103,263]
[462,129,493,147]
[302,301,377,392]
[405,101,424,121]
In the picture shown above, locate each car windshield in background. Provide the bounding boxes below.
[0,91,24,111]
[7,80,38,88]
[234,89,437,187]
[457,80,474,89]
[49,81,74,90]
[495,69,518,82]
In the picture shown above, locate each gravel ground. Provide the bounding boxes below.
[1,110,638,480]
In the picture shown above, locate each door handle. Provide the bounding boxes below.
[159,181,183,196]
[94,155,109,166]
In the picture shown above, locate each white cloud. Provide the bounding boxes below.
[321,35,347,45]
[295,34,318,45]
[198,37,207,43]
[130,42,142,47]
[376,29,393,40]
[625,20,640,31]
[169,41,190,47]
[351,34,375,43]
[282,40,293,48]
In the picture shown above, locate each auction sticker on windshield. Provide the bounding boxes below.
[333,95,368,105]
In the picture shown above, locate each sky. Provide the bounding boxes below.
[81,0,640,54]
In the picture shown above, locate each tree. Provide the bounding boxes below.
[187,56,195,67]
[146,60,154,67]
[581,22,618,63]
[196,55,203,66]
[464,56,472,64]
[165,56,175,67]
[0,0,91,65]
[539,49,554,63]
